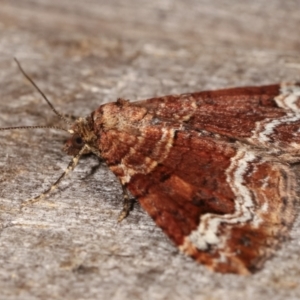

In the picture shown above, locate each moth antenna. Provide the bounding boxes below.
[14,57,72,125]
[0,125,69,132]
[21,144,89,207]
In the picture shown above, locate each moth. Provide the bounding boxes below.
[1,59,299,274]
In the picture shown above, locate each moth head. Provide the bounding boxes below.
[64,133,85,156]
[64,117,98,156]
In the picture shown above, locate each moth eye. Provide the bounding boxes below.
[74,136,84,146]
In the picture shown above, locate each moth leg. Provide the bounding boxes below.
[21,145,88,207]
[118,186,135,223]
[82,157,103,180]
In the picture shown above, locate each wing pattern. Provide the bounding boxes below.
[70,83,300,274]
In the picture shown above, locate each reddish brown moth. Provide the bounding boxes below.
[1,59,299,275]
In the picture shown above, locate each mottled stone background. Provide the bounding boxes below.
[0,1,300,299]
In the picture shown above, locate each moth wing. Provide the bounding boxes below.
[97,96,297,274]
[133,83,300,159]
[121,129,296,274]
[134,84,283,135]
